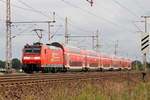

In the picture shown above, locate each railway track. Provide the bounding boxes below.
[0,71,148,87]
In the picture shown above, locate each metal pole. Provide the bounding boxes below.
[9,21,12,69]
[144,17,147,71]
[48,23,50,41]
[11,21,56,23]
[144,54,146,71]
[92,36,94,49]
[6,0,9,70]
[66,34,97,50]
[65,17,68,44]
[12,21,55,41]
[6,0,12,72]
[96,30,99,52]
[143,16,149,71]
[114,40,118,56]
[136,56,138,71]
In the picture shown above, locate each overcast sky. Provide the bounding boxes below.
[0,0,150,61]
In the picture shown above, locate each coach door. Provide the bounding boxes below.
[87,56,89,68]
[65,53,69,67]
[83,56,85,67]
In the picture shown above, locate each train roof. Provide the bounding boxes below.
[24,42,42,48]
[28,42,131,61]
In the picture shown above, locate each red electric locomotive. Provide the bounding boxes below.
[22,42,132,73]
[22,42,64,73]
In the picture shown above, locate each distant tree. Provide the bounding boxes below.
[12,58,22,70]
[132,60,143,71]
[146,62,150,70]
[0,60,5,68]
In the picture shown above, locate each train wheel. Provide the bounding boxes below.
[84,68,88,72]
[118,68,121,71]
[42,68,48,73]
[41,68,45,73]
[99,68,103,72]
[51,68,56,73]
[24,67,30,73]
[62,68,67,72]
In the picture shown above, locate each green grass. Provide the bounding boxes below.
[0,94,4,100]
[47,82,150,100]
[6,80,150,100]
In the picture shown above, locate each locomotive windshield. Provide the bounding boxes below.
[24,47,41,54]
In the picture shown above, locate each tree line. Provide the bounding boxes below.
[0,58,21,70]
[0,59,149,71]
[131,60,150,71]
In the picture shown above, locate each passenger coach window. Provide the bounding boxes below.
[45,49,46,54]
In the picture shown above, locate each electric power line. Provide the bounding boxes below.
[50,25,64,39]
[111,0,139,18]
[16,0,51,19]
[67,18,94,33]
[12,24,36,36]
[132,22,143,32]
[134,0,146,13]
[10,0,93,36]
[49,8,94,34]
[0,0,50,19]
[61,0,136,34]
[61,0,119,26]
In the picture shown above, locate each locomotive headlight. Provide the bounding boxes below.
[34,57,40,59]
[24,57,30,59]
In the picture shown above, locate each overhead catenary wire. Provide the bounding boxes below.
[0,0,35,12]
[12,24,37,36]
[111,0,139,18]
[61,0,137,34]
[16,0,51,19]
[134,0,147,13]
[61,0,119,27]
[0,0,50,19]
[1,0,136,36]
[0,0,92,37]
[0,0,148,61]
[1,0,145,37]
[53,11,93,34]
[67,18,94,33]
[132,22,143,32]
[110,0,145,33]
[50,25,64,39]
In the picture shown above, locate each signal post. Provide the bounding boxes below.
[141,16,150,71]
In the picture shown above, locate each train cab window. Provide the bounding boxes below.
[33,49,41,54]
[25,49,32,54]
[24,47,41,54]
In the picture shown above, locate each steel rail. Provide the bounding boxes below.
[0,71,148,87]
